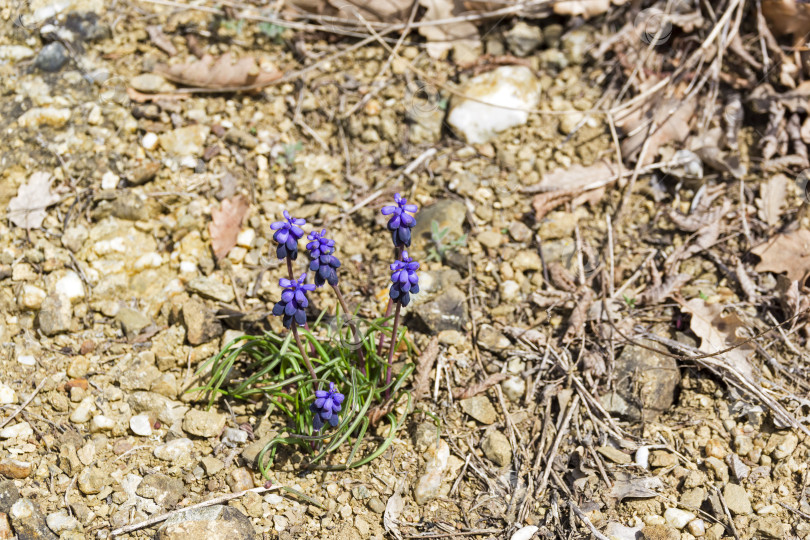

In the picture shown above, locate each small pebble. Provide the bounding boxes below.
[0,383,16,405]
[101,171,119,190]
[130,414,153,436]
[664,508,695,529]
[687,518,705,537]
[0,422,33,440]
[142,132,158,150]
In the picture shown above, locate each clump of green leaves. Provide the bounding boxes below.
[426,220,467,262]
[194,312,413,476]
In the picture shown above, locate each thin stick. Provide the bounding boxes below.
[110,486,279,536]
[292,325,317,380]
[569,501,611,540]
[385,303,402,399]
[538,394,580,495]
[0,378,47,429]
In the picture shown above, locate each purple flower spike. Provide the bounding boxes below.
[389,251,420,307]
[270,210,306,260]
[272,273,316,328]
[306,230,341,287]
[381,193,418,248]
[309,381,345,431]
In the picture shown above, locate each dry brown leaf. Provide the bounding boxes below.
[209,195,249,261]
[533,161,617,193]
[639,273,690,305]
[146,25,177,56]
[7,172,61,229]
[756,174,788,227]
[453,373,510,400]
[609,472,664,501]
[680,299,755,379]
[126,87,188,103]
[762,0,810,38]
[618,98,695,165]
[412,337,439,401]
[417,0,480,59]
[563,287,594,342]
[154,53,282,91]
[751,229,810,282]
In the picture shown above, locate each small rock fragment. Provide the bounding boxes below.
[505,21,544,56]
[227,468,254,493]
[0,459,32,479]
[9,499,57,540]
[187,277,235,303]
[129,414,154,436]
[155,505,256,540]
[182,298,223,345]
[77,467,107,495]
[481,431,512,467]
[414,440,450,505]
[137,473,184,507]
[183,409,226,438]
[45,510,81,535]
[154,438,194,463]
[663,508,695,530]
[459,396,498,424]
[597,445,632,465]
[34,42,68,72]
[37,293,72,336]
[447,66,541,144]
[116,307,152,339]
[0,422,32,440]
[723,483,752,515]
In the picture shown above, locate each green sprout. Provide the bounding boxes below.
[623,294,636,309]
[698,290,708,300]
[219,19,244,34]
[259,22,285,41]
[426,220,466,262]
[277,141,303,167]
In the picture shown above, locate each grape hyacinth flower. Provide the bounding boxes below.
[271,210,306,260]
[389,252,420,307]
[306,230,341,287]
[310,381,344,431]
[381,193,418,248]
[272,274,316,328]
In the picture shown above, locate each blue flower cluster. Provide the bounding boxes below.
[389,251,420,307]
[310,382,345,431]
[306,230,341,287]
[270,210,306,260]
[381,193,418,248]
[272,274,316,328]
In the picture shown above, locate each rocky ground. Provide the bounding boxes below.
[2,0,810,539]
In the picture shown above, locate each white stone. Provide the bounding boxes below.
[447,66,541,143]
[130,414,153,436]
[91,415,115,432]
[70,396,95,424]
[87,105,102,125]
[687,518,705,536]
[511,526,540,540]
[46,510,82,534]
[16,107,71,128]
[18,284,46,310]
[264,493,283,505]
[179,261,197,274]
[500,280,520,301]
[101,171,119,190]
[154,437,193,462]
[55,271,84,302]
[664,507,695,529]
[17,355,36,366]
[180,156,198,169]
[0,383,16,405]
[502,376,525,402]
[0,46,36,62]
[142,132,158,150]
[134,252,163,270]
[635,446,650,469]
[0,422,33,440]
[413,439,450,505]
[236,228,255,248]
